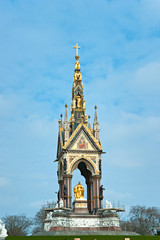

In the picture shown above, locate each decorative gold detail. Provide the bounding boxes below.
[74,72,82,81]
[81,114,84,122]
[73,99,76,108]
[75,61,80,70]
[74,43,80,60]
[83,100,86,110]
[74,181,84,199]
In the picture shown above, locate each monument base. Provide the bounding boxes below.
[73,198,88,214]
[44,208,121,232]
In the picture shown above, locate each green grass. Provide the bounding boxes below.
[6,236,160,240]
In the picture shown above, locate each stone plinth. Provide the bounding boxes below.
[44,209,121,232]
[73,198,88,214]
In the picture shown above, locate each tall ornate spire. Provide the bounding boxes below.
[93,105,100,142]
[60,114,63,129]
[88,115,91,130]
[71,43,87,131]
[64,104,69,143]
[64,104,68,122]
[94,105,98,123]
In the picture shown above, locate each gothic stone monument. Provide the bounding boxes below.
[44,44,123,233]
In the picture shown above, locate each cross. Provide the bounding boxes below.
[74,43,80,56]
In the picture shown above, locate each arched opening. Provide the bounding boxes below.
[71,159,93,213]
[70,157,95,176]
[72,168,87,200]
[60,157,101,212]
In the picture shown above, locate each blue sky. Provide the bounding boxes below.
[0,0,160,220]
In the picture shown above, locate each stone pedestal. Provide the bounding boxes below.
[73,198,88,214]
[44,209,121,232]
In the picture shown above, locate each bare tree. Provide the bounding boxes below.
[32,201,56,234]
[32,206,45,234]
[2,215,32,236]
[121,205,160,235]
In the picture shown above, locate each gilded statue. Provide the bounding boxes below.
[83,100,86,109]
[74,181,84,199]
[75,61,80,70]
[77,97,81,108]
[73,99,76,108]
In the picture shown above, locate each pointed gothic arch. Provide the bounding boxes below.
[68,156,96,176]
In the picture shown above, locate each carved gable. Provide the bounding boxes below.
[71,132,95,151]
[63,123,102,151]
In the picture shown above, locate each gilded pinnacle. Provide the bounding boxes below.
[74,43,80,60]
[58,118,61,127]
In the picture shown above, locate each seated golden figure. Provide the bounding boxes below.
[74,181,84,199]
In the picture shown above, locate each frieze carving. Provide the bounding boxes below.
[67,149,100,154]
[69,155,97,164]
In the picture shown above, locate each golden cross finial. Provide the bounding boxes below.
[74,43,80,60]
